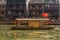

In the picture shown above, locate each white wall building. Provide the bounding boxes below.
[0,0,6,4]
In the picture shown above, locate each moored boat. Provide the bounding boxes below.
[12,18,55,30]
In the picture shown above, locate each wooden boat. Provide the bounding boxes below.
[12,18,55,30]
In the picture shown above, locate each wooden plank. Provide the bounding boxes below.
[16,18,49,20]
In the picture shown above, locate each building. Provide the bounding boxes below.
[28,0,59,19]
[5,0,26,20]
[45,0,59,19]
[0,0,59,24]
[28,0,45,18]
[5,0,59,19]
[0,0,6,20]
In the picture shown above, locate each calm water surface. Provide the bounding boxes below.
[0,25,60,40]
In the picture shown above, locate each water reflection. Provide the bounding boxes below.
[0,25,60,40]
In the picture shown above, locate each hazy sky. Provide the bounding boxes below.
[59,0,60,3]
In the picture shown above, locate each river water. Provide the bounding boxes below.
[0,25,60,40]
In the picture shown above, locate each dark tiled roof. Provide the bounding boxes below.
[7,0,26,4]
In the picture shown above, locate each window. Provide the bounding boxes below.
[0,11,4,18]
[32,5,34,7]
[19,12,22,15]
[8,11,11,15]
[2,5,4,8]
[7,5,12,10]
[45,5,50,8]
[12,5,17,9]
[31,5,35,9]
[2,11,4,14]
[35,5,39,9]
[0,5,4,9]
